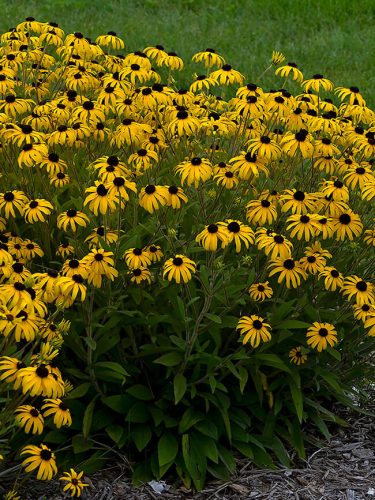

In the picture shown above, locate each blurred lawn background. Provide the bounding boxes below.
[0,0,374,105]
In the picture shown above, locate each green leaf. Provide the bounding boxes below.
[83,398,96,438]
[205,313,222,324]
[126,402,150,423]
[310,413,332,440]
[175,295,186,321]
[238,366,248,393]
[94,362,129,377]
[102,395,132,413]
[217,444,236,473]
[316,367,343,393]
[133,425,152,452]
[289,378,303,423]
[274,320,312,330]
[254,353,292,373]
[233,441,254,459]
[127,384,154,401]
[65,383,91,400]
[174,374,187,404]
[84,336,97,350]
[44,430,67,444]
[154,352,183,367]
[72,435,93,454]
[158,432,178,467]
[290,419,306,459]
[326,346,342,361]
[105,425,125,447]
[179,407,204,433]
[193,433,219,463]
[195,420,218,440]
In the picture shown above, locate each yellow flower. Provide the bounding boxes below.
[237,315,272,348]
[163,255,196,284]
[21,444,57,481]
[59,469,89,498]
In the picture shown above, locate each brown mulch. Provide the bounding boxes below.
[1,403,374,500]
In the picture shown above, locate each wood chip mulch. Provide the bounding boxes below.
[1,401,374,500]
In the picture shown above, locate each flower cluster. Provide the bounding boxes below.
[0,16,374,495]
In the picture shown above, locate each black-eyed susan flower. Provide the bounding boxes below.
[56,242,75,258]
[341,276,374,305]
[59,469,89,498]
[229,152,268,180]
[159,51,184,70]
[268,257,307,288]
[344,164,374,190]
[21,444,57,481]
[306,322,338,352]
[303,74,333,93]
[15,405,44,434]
[83,181,118,216]
[164,185,188,209]
[289,346,308,365]
[9,262,32,283]
[189,74,217,93]
[213,168,239,189]
[248,281,273,301]
[196,223,229,251]
[361,180,375,201]
[83,249,118,287]
[96,31,124,50]
[168,109,201,136]
[58,274,87,302]
[286,213,321,241]
[218,220,255,252]
[332,210,362,241]
[237,315,272,348]
[23,199,53,224]
[192,48,225,68]
[123,247,152,269]
[84,226,118,248]
[320,178,349,202]
[280,189,317,215]
[363,228,375,247]
[175,157,212,187]
[0,356,25,387]
[139,184,169,213]
[281,129,314,158]
[61,258,88,279]
[353,303,374,322]
[144,45,168,65]
[271,50,285,65]
[128,267,152,285]
[0,190,28,218]
[256,231,293,259]
[246,198,278,226]
[318,266,344,291]
[41,399,72,428]
[275,62,304,83]
[246,135,281,162]
[50,172,72,188]
[364,313,375,336]
[57,209,89,232]
[21,240,44,260]
[299,253,326,274]
[335,85,366,106]
[128,148,158,171]
[145,244,163,262]
[163,255,196,284]
[18,364,65,398]
[210,64,244,85]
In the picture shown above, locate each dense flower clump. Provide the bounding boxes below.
[0,17,374,495]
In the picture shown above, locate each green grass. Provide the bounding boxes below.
[0,0,374,105]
